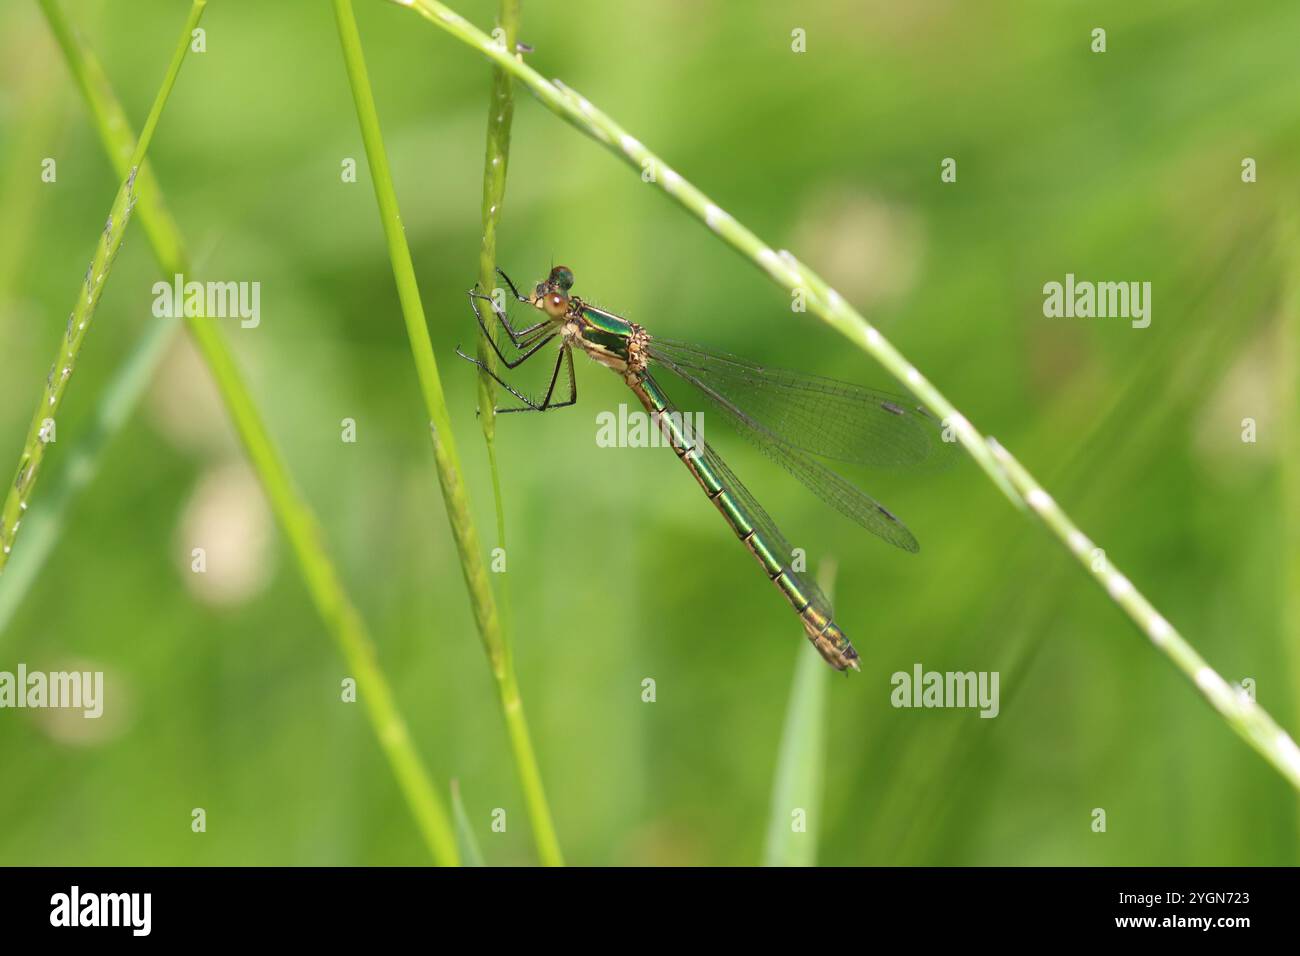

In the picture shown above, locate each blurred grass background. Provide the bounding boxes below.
[1,0,1297,865]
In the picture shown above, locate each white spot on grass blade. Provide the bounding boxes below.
[758,248,799,285]
[1277,732,1300,777]
[906,367,922,386]
[866,327,881,347]
[620,134,643,156]
[1068,530,1090,554]
[1026,488,1052,512]
[1195,667,1230,703]
[1148,615,1172,646]
[1106,573,1132,600]
[705,204,724,230]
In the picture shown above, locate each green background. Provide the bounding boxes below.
[1,0,1296,865]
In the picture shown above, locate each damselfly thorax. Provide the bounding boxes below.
[456,265,956,672]
[531,276,650,380]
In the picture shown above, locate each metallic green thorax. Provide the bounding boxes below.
[575,305,635,367]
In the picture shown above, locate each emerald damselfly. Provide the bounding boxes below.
[457,266,954,671]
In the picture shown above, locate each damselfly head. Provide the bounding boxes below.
[532,265,576,317]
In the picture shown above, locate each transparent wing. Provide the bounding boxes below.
[650,338,955,470]
[650,353,922,552]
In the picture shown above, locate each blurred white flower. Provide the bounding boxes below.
[145,334,239,459]
[1193,331,1275,480]
[176,462,273,606]
[32,658,128,747]
[790,187,924,312]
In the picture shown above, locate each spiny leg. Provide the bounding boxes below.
[496,268,529,302]
[457,345,576,414]
[467,289,552,349]
[494,345,576,414]
[462,321,558,371]
[497,345,577,414]
[454,302,552,381]
[455,351,544,411]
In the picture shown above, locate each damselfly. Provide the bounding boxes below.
[456,266,954,671]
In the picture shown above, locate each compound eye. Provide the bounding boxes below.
[549,266,575,292]
[541,292,568,318]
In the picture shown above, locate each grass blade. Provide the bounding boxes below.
[36,0,460,865]
[0,0,204,571]
[451,780,487,867]
[333,0,563,865]
[0,319,173,637]
[474,0,520,697]
[762,562,833,867]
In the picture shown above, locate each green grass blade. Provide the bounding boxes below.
[475,0,519,439]
[475,0,520,678]
[333,0,564,866]
[0,0,204,572]
[0,319,173,637]
[475,0,520,671]
[36,0,459,865]
[762,562,833,867]
[451,780,487,867]
[38,0,188,272]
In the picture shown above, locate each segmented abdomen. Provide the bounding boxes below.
[626,373,859,671]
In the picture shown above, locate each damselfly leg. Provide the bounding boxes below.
[457,285,577,413]
[496,268,531,303]
[456,343,577,414]
[467,289,553,352]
